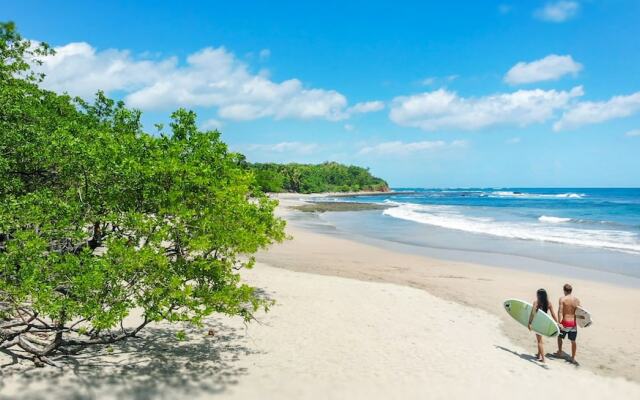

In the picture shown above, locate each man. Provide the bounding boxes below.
[556,283,580,363]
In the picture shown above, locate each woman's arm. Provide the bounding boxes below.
[549,303,559,323]
[528,301,537,330]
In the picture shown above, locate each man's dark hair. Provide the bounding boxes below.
[563,283,573,294]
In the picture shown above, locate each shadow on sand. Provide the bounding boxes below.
[547,351,580,366]
[494,345,550,370]
[0,320,257,400]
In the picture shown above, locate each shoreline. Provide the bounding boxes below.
[317,210,640,288]
[283,192,640,284]
[258,194,640,382]
[2,192,638,398]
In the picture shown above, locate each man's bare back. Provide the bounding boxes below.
[559,294,580,323]
[557,284,580,363]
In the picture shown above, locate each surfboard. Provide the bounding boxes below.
[503,299,560,337]
[575,306,592,328]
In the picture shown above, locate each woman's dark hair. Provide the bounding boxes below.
[536,289,549,313]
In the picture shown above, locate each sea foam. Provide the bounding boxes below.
[490,191,584,199]
[538,215,572,223]
[383,203,640,254]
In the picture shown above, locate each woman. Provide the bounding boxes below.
[528,288,559,362]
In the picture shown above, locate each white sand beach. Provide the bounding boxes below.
[2,263,638,399]
[215,264,640,400]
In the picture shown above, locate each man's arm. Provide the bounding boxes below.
[549,303,559,323]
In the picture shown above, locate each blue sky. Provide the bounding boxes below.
[4,0,640,187]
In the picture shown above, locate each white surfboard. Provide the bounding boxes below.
[575,306,592,328]
[503,299,560,337]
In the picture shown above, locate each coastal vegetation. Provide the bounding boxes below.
[0,22,286,366]
[250,162,389,194]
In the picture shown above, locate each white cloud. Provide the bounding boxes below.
[259,49,271,60]
[200,118,223,131]
[33,42,176,97]
[506,137,522,144]
[34,41,373,122]
[421,77,436,86]
[504,54,582,85]
[344,124,355,132]
[626,129,640,137]
[498,4,513,15]
[358,140,467,156]
[348,101,385,114]
[534,1,580,22]
[247,142,319,155]
[420,75,457,86]
[389,86,583,131]
[554,92,640,131]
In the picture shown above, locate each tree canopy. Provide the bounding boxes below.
[251,162,389,194]
[0,22,285,366]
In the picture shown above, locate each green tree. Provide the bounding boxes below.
[249,162,389,194]
[254,169,285,193]
[0,22,285,366]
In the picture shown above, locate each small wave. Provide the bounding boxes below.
[538,215,572,223]
[382,204,640,254]
[539,216,628,228]
[492,191,520,196]
[490,191,584,199]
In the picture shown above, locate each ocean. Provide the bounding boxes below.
[307,188,640,284]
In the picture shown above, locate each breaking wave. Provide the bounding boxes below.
[382,203,640,254]
[538,215,572,223]
[490,191,585,199]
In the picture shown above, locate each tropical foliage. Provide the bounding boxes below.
[250,162,389,194]
[0,22,285,366]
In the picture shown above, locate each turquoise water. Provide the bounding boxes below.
[311,188,640,282]
[332,188,640,255]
